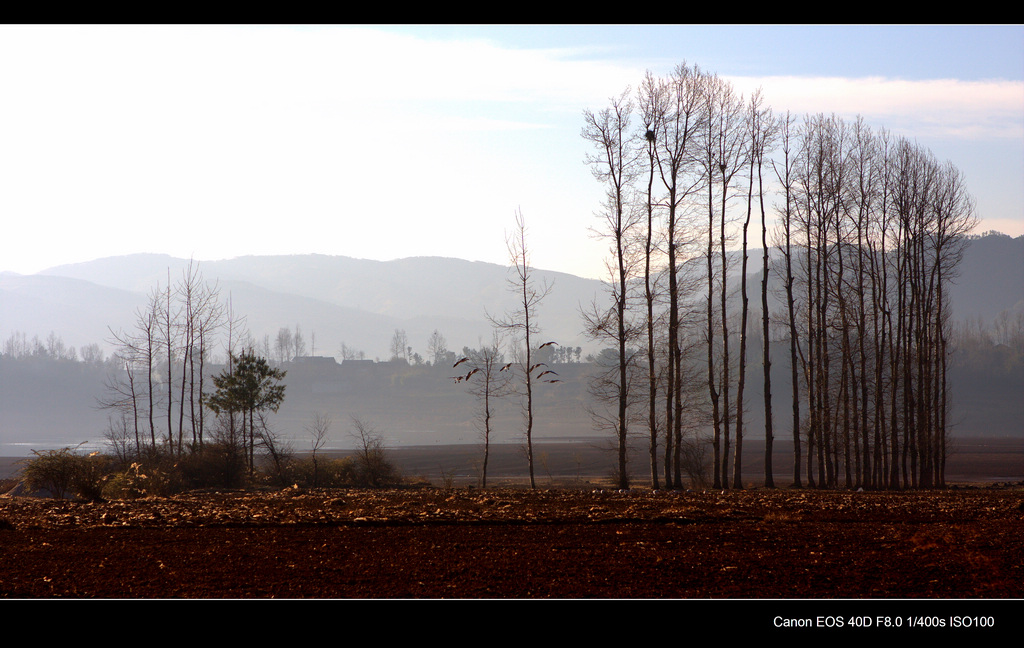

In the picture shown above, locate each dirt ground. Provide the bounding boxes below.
[1,485,1022,600]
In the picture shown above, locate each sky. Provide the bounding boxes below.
[0,24,1020,280]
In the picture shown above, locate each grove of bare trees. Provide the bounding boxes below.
[581,62,977,490]
[102,261,292,467]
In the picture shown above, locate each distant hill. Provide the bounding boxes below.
[1,235,1021,461]
[24,253,608,359]
[13,232,1020,361]
[950,232,1024,322]
[0,274,144,353]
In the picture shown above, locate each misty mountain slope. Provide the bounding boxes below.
[37,253,610,357]
[713,234,1022,326]
[0,274,145,352]
[39,253,187,294]
[3,235,1021,456]
[203,254,608,346]
[950,233,1024,321]
[218,277,517,360]
[24,233,1023,360]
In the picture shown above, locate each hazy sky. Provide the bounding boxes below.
[0,24,1020,280]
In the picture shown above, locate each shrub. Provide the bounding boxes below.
[101,462,156,499]
[175,442,248,489]
[98,442,248,497]
[350,417,402,488]
[21,446,110,501]
[287,456,360,488]
[679,437,712,490]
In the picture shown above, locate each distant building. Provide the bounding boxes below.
[292,355,339,367]
[340,358,375,367]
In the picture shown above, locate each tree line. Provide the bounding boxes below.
[6,59,990,492]
[101,261,288,472]
[580,62,977,491]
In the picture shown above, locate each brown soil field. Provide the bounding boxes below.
[1,486,1022,603]
[382,437,1024,487]
[2,436,1022,620]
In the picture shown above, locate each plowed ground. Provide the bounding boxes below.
[1,487,1022,599]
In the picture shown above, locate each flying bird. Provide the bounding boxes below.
[451,367,481,383]
[453,357,469,368]
[538,341,557,349]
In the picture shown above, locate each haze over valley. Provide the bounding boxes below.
[1,233,1020,463]
[1,26,1021,490]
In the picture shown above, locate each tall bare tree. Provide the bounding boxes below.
[490,210,552,489]
[651,63,706,488]
[576,63,978,492]
[701,74,747,488]
[771,111,802,487]
[751,96,779,488]
[637,71,666,489]
[583,89,643,489]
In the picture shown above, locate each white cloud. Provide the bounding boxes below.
[0,26,1019,276]
[731,75,1024,141]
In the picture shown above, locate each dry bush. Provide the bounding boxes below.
[350,418,402,488]
[288,456,360,488]
[176,442,250,490]
[21,446,110,500]
[101,462,164,499]
[679,437,712,490]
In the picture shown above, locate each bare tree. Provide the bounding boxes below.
[734,88,774,489]
[141,291,160,451]
[192,278,224,448]
[696,72,747,488]
[750,95,779,488]
[98,345,143,457]
[306,411,332,487]
[427,329,448,367]
[637,71,666,489]
[161,270,177,451]
[771,111,803,487]
[456,333,513,488]
[651,63,706,488]
[490,210,552,489]
[348,416,398,488]
[389,329,408,363]
[275,327,294,364]
[582,88,643,489]
[294,324,307,358]
[338,342,365,361]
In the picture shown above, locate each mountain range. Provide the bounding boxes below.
[0,233,1020,457]
[3,232,1020,361]
[3,253,609,361]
